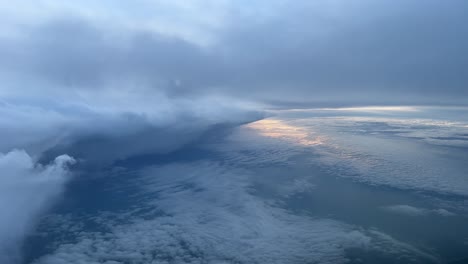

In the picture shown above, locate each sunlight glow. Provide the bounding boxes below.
[319,106,420,112]
[246,119,325,146]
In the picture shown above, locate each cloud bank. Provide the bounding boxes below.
[0,91,262,163]
[0,150,75,264]
[0,0,466,263]
[33,162,437,264]
[0,0,467,106]
[0,82,261,263]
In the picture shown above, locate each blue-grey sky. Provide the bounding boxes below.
[1,0,467,106]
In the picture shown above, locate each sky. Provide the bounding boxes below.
[0,1,467,263]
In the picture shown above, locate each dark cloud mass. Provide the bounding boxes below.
[0,0,467,105]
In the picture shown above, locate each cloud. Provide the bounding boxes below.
[33,162,437,264]
[433,209,456,217]
[0,1,465,263]
[0,17,264,162]
[0,150,75,264]
[383,205,428,217]
[258,112,468,197]
[0,68,261,261]
[0,8,264,262]
[382,205,456,217]
[32,162,365,264]
[0,90,262,164]
[0,0,467,106]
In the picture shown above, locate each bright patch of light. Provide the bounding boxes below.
[319,106,420,112]
[246,119,325,146]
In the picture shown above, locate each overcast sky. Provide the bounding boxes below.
[0,0,467,107]
[0,2,467,260]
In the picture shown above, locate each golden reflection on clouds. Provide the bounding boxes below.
[279,106,420,113]
[320,106,419,112]
[246,119,324,146]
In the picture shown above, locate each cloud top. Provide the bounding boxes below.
[0,150,75,264]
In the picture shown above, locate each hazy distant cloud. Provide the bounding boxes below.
[382,205,456,217]
[251,114,468,196]
[383,205,428,217]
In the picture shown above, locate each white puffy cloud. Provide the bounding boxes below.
[0,150,75,264]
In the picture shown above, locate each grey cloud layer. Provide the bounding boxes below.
[1,0,467,105]
[0,150,74,264]
[3,2,465,262]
